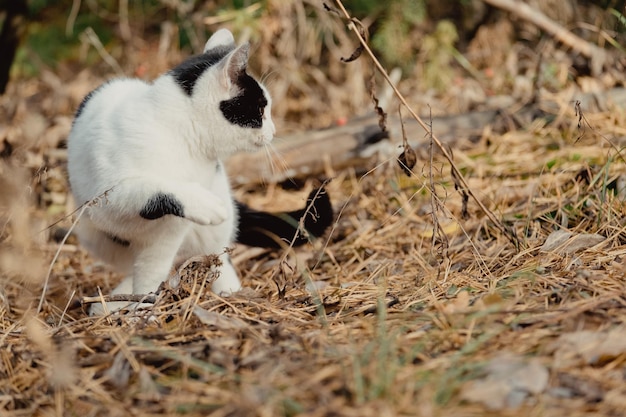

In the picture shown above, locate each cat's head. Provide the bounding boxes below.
[169,29,275,157]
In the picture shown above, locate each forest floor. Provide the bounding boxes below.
[2,3,626,416]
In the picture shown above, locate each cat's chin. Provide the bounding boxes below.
[252,137,272,149]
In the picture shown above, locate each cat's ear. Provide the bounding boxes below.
[221,43,250,90]
[204,28,235,52]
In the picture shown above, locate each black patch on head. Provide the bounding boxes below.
[74,84,105,120]
[219,73,267,129]
[140,193,184,220]
[169,46,234,96]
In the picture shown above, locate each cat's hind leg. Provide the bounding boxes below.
[74,216,134,274]
[130,222,189,295]
[88,218,190,315]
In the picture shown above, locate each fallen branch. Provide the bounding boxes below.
[227,87,626,185]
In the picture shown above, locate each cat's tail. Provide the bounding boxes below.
[235,187,333,248]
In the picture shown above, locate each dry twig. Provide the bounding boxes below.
[81,293,158,305]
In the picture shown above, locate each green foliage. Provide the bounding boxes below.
[213,1,264,42]
[370,0,426,69]
[27,0,55,15]
[348,297,404,403]
[420,20,458,91]
[10,0,121,75]
[343,0,387,17]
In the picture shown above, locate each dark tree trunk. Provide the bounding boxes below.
[0,0,28,94]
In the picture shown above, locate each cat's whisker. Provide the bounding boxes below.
[260,69,279,86]
[262,143,278,179]
[267,142,292,178]
[266,142,302,188]
[262,143,288,183]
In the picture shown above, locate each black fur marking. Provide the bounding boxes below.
[235,187,333,248]
[140,193,184,220]
[219,73,267,129]
[169,46,234,96]
[74,84,105,120]
[107,233,130,247]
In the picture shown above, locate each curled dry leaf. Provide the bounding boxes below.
[340,43,365,63]
[369,74,387,132]
[451,164,469,219]
[398,145,417,176]
[340,18,368,63]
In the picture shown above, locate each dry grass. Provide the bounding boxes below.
[2,1,626,416]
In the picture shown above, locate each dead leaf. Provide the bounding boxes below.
[306,280,329,293]
[540,230,605,255]
[398,145,417,176]
[460,353,549,410]
[549,326,626,368]
[105,351,131,389]
[193,305,248,331]
[418,221,460,239]
[442,290,470,314]
[554,373,603,401]
[481,292,504,307]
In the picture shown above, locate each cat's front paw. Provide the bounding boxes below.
[184,188,229,226]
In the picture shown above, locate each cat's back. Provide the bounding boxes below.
[68,78,156,166]
[68,78,156,196]
[72,78,150,130]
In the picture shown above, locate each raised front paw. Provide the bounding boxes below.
[184,187,229,226]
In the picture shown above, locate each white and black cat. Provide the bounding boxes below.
[67,29,332,314]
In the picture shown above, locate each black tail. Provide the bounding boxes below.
[235,187,333,248]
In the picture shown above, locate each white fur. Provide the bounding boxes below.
[68,30,275,314]
[204,28,235,51]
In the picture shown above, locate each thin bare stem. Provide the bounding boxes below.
[39,188,113,314]
[38,203,88,314]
